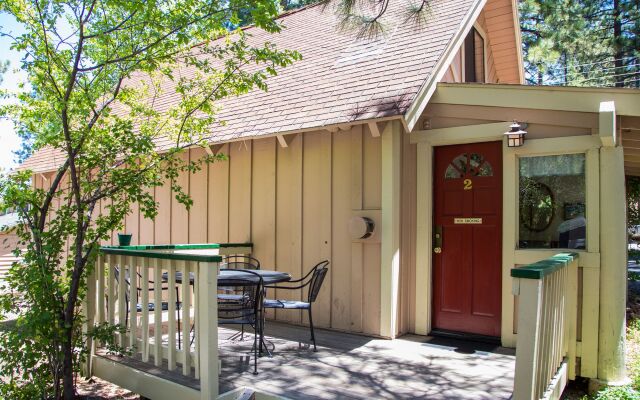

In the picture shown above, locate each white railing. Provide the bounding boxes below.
[511,253,579,400]
[84,243,252,400]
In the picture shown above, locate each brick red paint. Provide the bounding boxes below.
[433,141,502,337]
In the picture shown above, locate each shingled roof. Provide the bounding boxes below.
[21,0,481,173]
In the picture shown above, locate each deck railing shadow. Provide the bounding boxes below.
[217,321,515,400]
[85,243,253,400]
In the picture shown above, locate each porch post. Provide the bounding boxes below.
[199,261,219,399]
[597,101,627,385]
[380,120,402,339]
[414,141,433,336]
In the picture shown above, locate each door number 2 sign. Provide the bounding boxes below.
[463,179,473,190]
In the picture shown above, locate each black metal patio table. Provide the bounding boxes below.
[162,269,291,286]
[163,269,291,355]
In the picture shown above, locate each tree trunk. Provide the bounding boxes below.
[62,328,74,399]
[613,0,624,87]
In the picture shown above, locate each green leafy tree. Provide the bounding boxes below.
[0,1,299,398]
[520,0,640,87]
[628,176,640,233]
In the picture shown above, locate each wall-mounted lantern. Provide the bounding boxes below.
[504,121,527,147]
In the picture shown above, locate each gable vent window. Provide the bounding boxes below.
[464,28,485,83]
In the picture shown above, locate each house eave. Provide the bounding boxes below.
[430,83,640,117]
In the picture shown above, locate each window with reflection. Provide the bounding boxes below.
[518,154,586,249]
[445,153,493,179]
[464,28,485,83]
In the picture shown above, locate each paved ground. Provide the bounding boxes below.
[218,322,515,400]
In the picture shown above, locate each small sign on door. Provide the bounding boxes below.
[454,218,482,224]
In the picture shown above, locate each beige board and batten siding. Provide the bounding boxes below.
[109,127,385,337]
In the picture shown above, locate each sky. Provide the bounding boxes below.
[0,13,27,172]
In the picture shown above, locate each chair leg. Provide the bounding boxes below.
[308,307,317,352]
[253,323,258,375]
[176,287,181,349]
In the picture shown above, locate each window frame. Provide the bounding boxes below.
[462,24,488,83]
[515,151,589,251]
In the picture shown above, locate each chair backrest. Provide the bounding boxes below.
[221,255,261,270]
[113,266,132,303]
[307,261,329,303]
[217,269,264,323]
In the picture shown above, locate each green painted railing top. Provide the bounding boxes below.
[510,252,579,280]
[100,242,253,251]
[100,247,230,263]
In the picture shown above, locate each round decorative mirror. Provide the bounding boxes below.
[520,179,554,232]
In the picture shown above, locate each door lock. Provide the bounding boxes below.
[433,225,443,254]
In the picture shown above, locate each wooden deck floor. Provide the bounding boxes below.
[218,322,515,400]
[95,321,515,399]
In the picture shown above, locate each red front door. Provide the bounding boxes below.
[433,141,502,337]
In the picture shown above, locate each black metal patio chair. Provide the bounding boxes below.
[263,260,329,351]
[112,266,178,328]
[184,255,262,347]
[217,268,264,375]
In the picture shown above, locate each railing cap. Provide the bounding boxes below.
[99,247,225,263]
[510,252,579,279]
[100,242,253,251]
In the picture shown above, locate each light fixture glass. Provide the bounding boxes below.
[505,121,527,147]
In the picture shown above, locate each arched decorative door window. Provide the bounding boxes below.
[444,153,493,179]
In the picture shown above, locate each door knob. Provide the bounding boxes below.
[434,247,442,254]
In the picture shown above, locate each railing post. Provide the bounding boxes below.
[82,255,98,377]
[198,261,219,400]
[513,276,543,400]
[567,257,578,380]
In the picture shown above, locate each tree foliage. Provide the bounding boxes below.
[629,176,640,233]
[0,1,299,398]
[520,0,640,87]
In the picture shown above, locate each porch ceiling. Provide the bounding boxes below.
[622,116,640,176]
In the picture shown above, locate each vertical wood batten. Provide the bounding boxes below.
[251,138,277,319]
[208,143,230,243]
[302,131,332,328]
[380,121,401,339]
[189,148,208,244]
[362,126,382,335]
[139,187,155,245]
[350,127,364,332]
[331,128,354,330]
[275,133,303,324]
[155,174,172,245]
[172,151,190,244]
[229,141,252,243]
